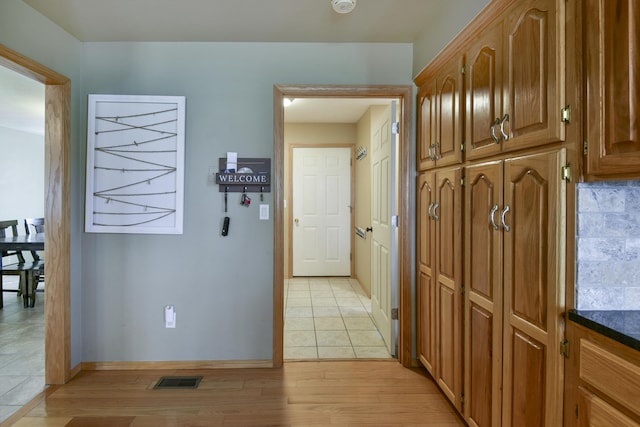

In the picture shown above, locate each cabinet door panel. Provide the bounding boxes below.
[468,304,495,427]
[466,25,503,161]
[585,0,640,176]
[510,166,548,329]
[417,172,436,374]
[509,330,546,427]
[504,0,564,150]
[418,271,437,375]
[578,387,640,427]
[438,283,458,402]
[503,150,565,427]
[418,83,437,171]
[464,161,503,427]
[436,59,463,167]
[435,167,463,410]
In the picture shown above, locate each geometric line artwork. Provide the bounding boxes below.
[85,95,185,234]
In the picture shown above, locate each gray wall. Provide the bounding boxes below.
[577,181,640,310]
[79,42,413,362]
[412,0,491,77]
[0,0,85,367]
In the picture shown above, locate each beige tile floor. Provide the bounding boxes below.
[284,277,392,360]
[0,277,46,424]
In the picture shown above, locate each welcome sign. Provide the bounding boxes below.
[216,157,271,193]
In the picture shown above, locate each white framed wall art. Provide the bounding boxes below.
[85,94,185,234]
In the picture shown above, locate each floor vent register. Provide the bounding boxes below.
[154,376,202,389]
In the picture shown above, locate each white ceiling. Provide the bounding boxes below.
[22,0,460,43]
[2,0,481,130]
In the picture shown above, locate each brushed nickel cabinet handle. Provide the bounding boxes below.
[500,205,510,232]
[490,117,500,144]
[428,144,435,161]
[490,204,499,230]
[433,202,440,221]
[427,202,434,219]
[500,113,510,141]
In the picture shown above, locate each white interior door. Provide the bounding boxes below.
[371,103,398,356]
[292,146,351,276]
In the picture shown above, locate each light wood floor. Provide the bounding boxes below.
[6,361,465,426]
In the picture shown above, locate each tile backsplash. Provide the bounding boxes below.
[577,180,640,310]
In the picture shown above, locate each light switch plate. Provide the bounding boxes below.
[165,305,176,328]
[259,204,269,220]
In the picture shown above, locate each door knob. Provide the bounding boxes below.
[294,218,299,225]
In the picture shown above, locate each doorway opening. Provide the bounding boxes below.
[0,45,72,386]
[273,85,414,368]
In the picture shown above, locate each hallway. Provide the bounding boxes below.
[284,277,392,359]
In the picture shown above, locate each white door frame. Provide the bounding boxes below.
[289,144,355,278]
[273,85,414,368]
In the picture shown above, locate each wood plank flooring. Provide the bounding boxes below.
[6,361,465,426]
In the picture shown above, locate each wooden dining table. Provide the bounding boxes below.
[0,233,44,308]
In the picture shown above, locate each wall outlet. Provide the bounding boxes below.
[165,305,176,328]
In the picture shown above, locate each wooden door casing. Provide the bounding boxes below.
[466,25,504,161]
[585,0,640,177]
[417,172,437,375]
[503,0,565,151]
[502,149,565,427]
[435,167,463,410]
[464,160,504,427]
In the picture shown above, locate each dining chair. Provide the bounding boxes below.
[0,220,27,309]
[23,218,45,308]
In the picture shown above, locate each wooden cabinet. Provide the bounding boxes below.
[565,322,640,427]
[584,0,640,178]
[417,167,463,411]
[416,0,570,424]
[465,0,565,161]
[418,58,464,170]
[463,149,566,427]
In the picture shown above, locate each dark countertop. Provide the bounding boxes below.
[568,310,640,352]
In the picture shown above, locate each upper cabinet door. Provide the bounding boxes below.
[466,24,504,161]
[417,58,464,170]
[502,0,565,151]
[585,0,640,177]
[418,81,437,171]
[436,58,464,168]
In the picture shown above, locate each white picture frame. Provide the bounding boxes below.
[84,94,185,234]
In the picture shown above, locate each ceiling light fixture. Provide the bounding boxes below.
[331,0,357,14]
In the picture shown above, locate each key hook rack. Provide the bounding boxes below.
[215,157,271,194]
